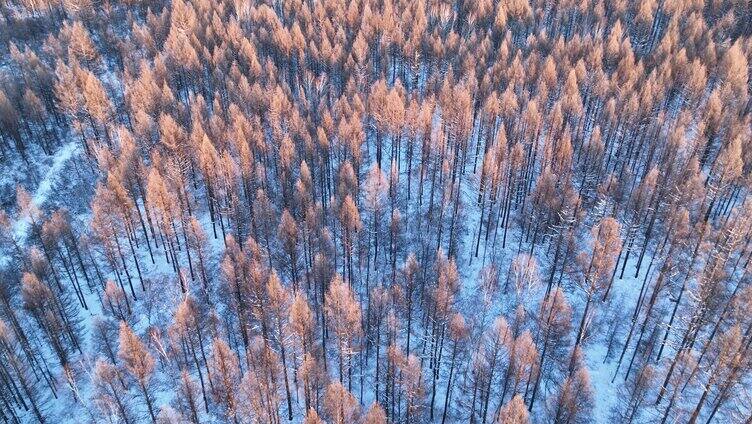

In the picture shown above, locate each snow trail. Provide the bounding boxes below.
[1,142,80,270]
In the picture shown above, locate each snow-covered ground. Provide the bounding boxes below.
[0,141,80,268]
[13,142,79,239]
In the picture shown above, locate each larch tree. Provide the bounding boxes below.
[363,402,387,424]
[442,312,469,424]
[338,195,361,287]
[21,272,81,368]
[325,274,362,391]
[92,359,134,424]
[610,363,656,423]
[266,271,295,421]
[298,353,326,417]
[323,381,360,424]
[171,296,212,412]
[208,338,241,424]
[529,287,572,410]
[278,209,302,292]
[495,394,530,424]
[174,369,203,424]
[2,0,752,422]
[572,217,621,356]
[0,320,47,423]
[118,321,157,423]
[550,367,594,424]
[303,408,325,424]
[398,253,420,355]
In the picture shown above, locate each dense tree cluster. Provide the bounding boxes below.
[0,0,751,422]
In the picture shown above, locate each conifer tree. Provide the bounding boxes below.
[118,322,157,423]
[2,0,752,422]
[208,338,241,423]
[495,395,529,424]
[325,274,362,391]
[323,381,360,424]
[92,360,134,424]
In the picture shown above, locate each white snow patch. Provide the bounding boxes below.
[0,142,79,270]
[12,141,78,241]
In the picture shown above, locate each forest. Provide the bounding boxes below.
[0,0,751,422]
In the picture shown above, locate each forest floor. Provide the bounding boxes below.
[0,121,664,423]
[0,141,79,266]
[452,162,650,422]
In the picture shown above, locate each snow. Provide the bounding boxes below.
[0,38,735,424]
[14,142,79,239]
[587,343,619,421]
[0,141,80,269]
[585,249,653,422]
